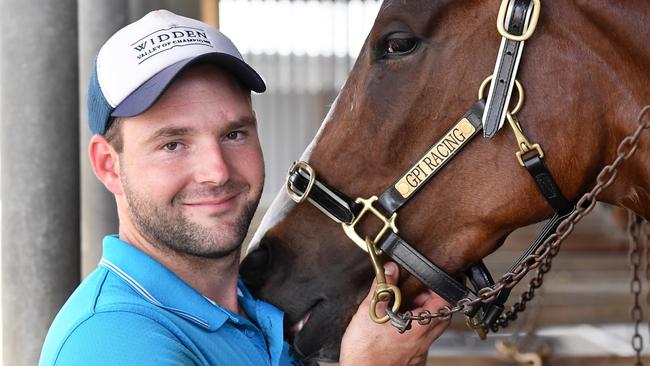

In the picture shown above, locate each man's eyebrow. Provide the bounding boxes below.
[144,116,257,143]
[145,127,192,144]
[227,116,257,130]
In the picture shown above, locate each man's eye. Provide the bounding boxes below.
[163,142,180,151]
[226,131,242,140]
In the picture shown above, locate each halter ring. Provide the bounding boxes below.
[478,75,525,116]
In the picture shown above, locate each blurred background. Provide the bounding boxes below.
[0,1,647,365]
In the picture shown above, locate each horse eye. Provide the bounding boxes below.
[381,33,419,57]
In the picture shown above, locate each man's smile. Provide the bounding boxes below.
[181,191,244,214]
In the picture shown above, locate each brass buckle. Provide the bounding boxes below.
[286,161,316,203]
[515,143,544,166]
[341,196,398,253]
[507,113,545,166]
[497,0,541,42]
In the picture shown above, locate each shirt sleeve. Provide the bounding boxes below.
[51,311,202,366]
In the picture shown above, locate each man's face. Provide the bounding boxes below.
[116,64,264,258]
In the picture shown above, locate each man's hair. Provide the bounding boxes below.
[104,117,124,153]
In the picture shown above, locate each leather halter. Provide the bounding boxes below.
[285,0,574,336]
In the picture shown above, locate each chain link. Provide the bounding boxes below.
[647,213,650,364]
[392,105,650,338]
[628,212,645,366]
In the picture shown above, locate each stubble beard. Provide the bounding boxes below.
[122,175,261,259]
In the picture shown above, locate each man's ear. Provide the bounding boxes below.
[89,135,123,195]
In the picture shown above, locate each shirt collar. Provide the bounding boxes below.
[100,235,240,331]
[100,235,289,364]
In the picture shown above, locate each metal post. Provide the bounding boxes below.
[163,0,201,19]
[201,0,220,28]
[128,0,162,19]
[0,1,79,364]
[78,1,128,277]
[128,0,201,21]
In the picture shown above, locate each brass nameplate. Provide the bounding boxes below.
[394,118,476,198]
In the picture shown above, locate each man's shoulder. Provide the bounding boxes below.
[46,266,153,330]
[39,267,196,366]
[39,310,200,366]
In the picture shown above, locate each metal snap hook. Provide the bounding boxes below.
[370,283,402,324]
[365,237,402,324]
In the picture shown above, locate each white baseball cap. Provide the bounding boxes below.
[88,9,266,135]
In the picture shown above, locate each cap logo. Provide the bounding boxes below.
[131,26,212,64]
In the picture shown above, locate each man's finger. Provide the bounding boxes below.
[383,262,398,284]
[413,289,449,309]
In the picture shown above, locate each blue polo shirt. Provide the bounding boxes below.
[39,235,305,366]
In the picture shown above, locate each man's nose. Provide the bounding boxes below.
[195,145,230,186]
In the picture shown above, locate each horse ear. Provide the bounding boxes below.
[88,135,123,196]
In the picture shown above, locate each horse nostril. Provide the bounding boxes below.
[240,242,273,289]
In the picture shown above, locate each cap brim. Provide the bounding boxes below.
[112,52,266,118]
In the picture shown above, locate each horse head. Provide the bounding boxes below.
[241,0,650,361]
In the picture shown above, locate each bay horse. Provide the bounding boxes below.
[240,0,650,362]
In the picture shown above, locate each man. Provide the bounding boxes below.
[39,10,449,365]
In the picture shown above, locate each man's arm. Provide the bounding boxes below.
[339,262,451,366]
[41,311,201,366]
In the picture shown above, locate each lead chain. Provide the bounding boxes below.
[647,218,650,362]
[390,106,650,339]
[629,212,645,366]
[494,107,650,333]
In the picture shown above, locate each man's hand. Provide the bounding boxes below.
[339,262,450,366]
